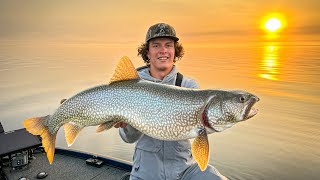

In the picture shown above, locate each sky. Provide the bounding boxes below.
[0,0,319,44]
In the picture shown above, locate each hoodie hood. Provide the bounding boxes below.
[138,65,178,85]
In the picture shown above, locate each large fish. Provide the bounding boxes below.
[23,56,259,171]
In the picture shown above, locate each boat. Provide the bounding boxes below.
[0,126,132,180]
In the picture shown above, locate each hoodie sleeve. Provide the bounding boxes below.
[119,125,143,143]
[182,77,199,89]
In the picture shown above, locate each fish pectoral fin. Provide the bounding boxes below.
[191,128,210,171]
[96,121,119,133]
[23,115,57,164]
[109,56,140,84]
[64,122,83,147]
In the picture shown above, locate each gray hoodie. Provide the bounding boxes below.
[119,65,199,180]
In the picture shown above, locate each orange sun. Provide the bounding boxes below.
[261,13,286,33]
[265,18,282,32]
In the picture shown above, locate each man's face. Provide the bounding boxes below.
[147,37,175,72]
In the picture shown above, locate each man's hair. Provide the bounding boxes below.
[137,41,184,64]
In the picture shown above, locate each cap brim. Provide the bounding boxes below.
[147,36,179,42]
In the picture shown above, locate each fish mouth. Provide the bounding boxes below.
[247,107,258,119]
[212,123,236,132]
[243,97,259,120]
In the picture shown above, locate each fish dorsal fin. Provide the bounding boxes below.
[110,56,140,84]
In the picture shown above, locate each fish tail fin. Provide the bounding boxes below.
[41,129,57,164]
[23,115,49,135]
[23,115,57,164]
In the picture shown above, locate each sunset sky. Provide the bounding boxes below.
[1,0,319,44]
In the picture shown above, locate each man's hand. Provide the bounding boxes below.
[114,122,127,128]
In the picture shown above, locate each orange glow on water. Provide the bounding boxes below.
[259,45,280,81]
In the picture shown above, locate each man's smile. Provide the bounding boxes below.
[158,56,169,60]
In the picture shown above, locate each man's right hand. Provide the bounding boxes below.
[114,122,127,128]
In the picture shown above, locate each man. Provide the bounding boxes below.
[114,23,227,180]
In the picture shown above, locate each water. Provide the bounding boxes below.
[0,41,319,180]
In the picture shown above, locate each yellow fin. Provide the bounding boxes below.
[41,129,57,165]
[23,116,57,164]
[110,56,139,84]
[64,123,83,147]
[23,116,48,135]
[191,128,210,171]
[96,121,118,133]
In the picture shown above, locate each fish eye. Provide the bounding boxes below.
[239,96,246,103]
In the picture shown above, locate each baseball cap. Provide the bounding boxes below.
[145,23,179,42]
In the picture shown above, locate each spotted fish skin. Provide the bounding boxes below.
[47,79,257,140]
[23,56,259,169]
[50,79,207,139]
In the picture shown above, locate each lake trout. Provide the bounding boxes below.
[23,56,259,171]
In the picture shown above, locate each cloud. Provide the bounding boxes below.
[289,25,320,35]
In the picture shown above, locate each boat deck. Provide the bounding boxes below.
[1,148,131,180]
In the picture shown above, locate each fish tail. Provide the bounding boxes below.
[23,115,57,164]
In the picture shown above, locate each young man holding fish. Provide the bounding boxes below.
[115,23,227,180]
[24,22,258,179]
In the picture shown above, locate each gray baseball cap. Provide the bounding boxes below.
[145,23,179,42]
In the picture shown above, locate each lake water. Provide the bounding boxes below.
[0,41,319,180]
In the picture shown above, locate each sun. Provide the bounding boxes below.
[261,13,286,33]
[265,18,282,32]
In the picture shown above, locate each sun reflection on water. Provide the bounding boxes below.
[259,44,280,81]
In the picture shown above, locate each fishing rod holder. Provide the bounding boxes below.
[86,156,103,168]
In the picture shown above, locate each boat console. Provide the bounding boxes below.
[0,127,42,170]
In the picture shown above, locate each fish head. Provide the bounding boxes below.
[204,90,259,132]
